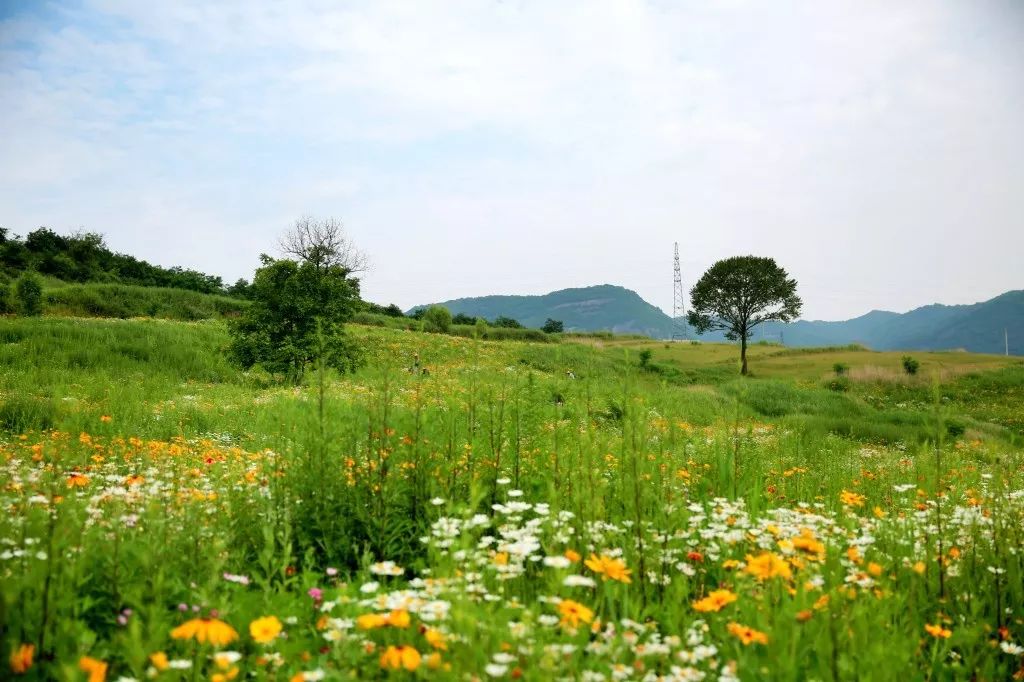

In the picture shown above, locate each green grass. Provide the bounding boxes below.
[41,282,248,320]
[1,317,1023,680]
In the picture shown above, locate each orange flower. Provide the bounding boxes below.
[170,618,239,646]
[100,415,112,423]
[584,554,633,583]
[9,643,34,675]
[557,599,594,628]
[745,552,792,581]
[564,549,581,562]
[356,609,410,630]
[795,610,813,623]
[692,589,738,613]
[79,656,108,682]
[867,562,883,577]
[67,473,90,488]
[380,645,422,671]
[727,622,769,646]
[249,616,282,644]
[925,623,952,639]
[839,490,865,507]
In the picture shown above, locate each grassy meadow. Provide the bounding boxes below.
[2,316,1024,680]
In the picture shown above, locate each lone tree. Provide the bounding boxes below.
[228,217,364,382]
[687,256,802,375]
[542,318,564,334]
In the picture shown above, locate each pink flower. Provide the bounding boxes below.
[308,587,323,602]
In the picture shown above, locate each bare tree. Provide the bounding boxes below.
[279,216,368,273]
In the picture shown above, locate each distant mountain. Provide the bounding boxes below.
[411,284,677,337]
[413,286,1024,355]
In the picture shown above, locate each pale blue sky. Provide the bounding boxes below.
[1,1,1022,319]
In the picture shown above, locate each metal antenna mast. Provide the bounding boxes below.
[672,242,686,340]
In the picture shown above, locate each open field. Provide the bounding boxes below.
[2,317,1024,680]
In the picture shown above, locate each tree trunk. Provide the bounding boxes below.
[740,333,748,375]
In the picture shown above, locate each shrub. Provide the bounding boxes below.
[14,272,43,316]
[826,377,851,392]
[452,313,477,325]
[542,318,564,334]
[0,282,13,314]
[422,306,453,334]
[833,362,849,376]
[493,316,523,329]
[639,349,653,369]
[902,356,920,376]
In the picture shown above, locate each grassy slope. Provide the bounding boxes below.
[39,281,248,320]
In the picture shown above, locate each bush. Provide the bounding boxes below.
[833,362,849,376]
[452,313,477,325]
[493,316,523,329]
[422,306,453,334]
[902,356,920,376]
[14,272,43,316]
[639,349,653,369]
[0,282,13,314]
[826,377,851,392]
[542,318,564,334]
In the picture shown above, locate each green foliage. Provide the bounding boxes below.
[687,256,802,374]
[228,257,361,381]
[493,315,523,328]
[422,305,453,333]
[902,355,920,375]
[542,318,564,333]
[14,271,43,316]
[826,376,851,392]
[452,312,477,325]
[0,281,13,314]
[833,362,849,376]
[1,227,234,295]
[638,348,653,368]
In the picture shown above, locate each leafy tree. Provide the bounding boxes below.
[226,278,252,299]
[638,349,653,369]
[687,256,802,375]
[452,313,477,325]
[383,304,405,318]
[542,318,564,334]
[474,317,488,339]
[14,271,44,316]
[228,219,363,382]
[493,316,523,329]
[422,306,452,333]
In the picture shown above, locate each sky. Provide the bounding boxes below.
[1,1,1023,321]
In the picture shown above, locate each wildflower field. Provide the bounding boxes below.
[2,318,1024,680]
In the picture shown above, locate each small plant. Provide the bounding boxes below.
[422,306,452,334]
[14,272,43,316]
[902,356,920,376]
[826,376,851,392]
[833,362,849,376]
[639,349,653,369]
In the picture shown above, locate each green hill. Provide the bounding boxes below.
[413,284,677,337]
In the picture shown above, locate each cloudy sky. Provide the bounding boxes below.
[1,1,1022,320]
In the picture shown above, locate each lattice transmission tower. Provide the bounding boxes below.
[672,242,687,340]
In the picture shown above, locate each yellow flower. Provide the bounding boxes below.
[424,628,448,651]
[789,530,825,559]
[9,643,34,675]
[840,490,865,507]
[79,656,108,682]
[149,652,169,671]
[925,623,952,639]
[912,561,926,575]
[692,589,738,613]
[249,616,282,644]
[170,618,239,647]
[745,552,792,581]
[867,562,883,577]
[493,552,510,566]
[67,473,90,488]
[584,554,633,583]
[356,609,410,630]
[564,549,581,562]
[379,645,422,671]
[727,622,769,646]
[212,668,239,682]
[557,599,594,628]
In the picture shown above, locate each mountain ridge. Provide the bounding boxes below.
[413,285,1024,355]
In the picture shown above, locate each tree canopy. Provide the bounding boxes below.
[687,256,802,374]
